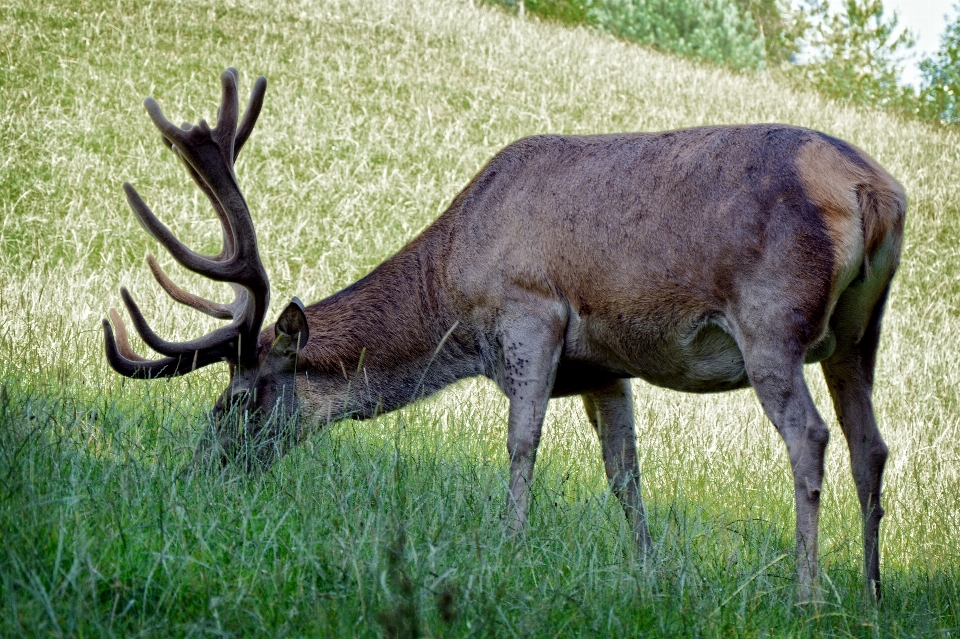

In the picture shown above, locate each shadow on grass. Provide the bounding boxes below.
[0,377,957,638]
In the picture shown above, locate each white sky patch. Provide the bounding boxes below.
[871,0,955,87]
[795,1,956,87]
[883,0,957,86]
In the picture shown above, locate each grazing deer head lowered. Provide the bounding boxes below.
[103,68,905,601]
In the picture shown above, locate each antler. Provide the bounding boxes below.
[103,68,271,378]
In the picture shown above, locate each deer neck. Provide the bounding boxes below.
[290,229,480,421]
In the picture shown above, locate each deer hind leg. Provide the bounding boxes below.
[582,378,653,552]
[821,284,892,602]
[743,340,830,601]
[497,304,565,537]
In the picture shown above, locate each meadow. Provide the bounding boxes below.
[1,0,959,635]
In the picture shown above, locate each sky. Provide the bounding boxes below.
[878,0,957,86]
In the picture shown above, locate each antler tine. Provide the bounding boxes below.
[102,311,231,379]
[214,68,240,163]
[103,315,177,378]
[146,254,234,319]
[123,182,238,281]
[108,308,151,363]
[143,97,191,150]
[235,75,267,159]
[119,287,240,359]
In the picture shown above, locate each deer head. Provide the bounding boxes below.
[102,69,307,464]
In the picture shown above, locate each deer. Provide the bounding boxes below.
[102,68,905,601]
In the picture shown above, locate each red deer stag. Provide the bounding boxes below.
[103,69,905,601]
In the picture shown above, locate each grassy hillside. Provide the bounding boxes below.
[1,0,959,635]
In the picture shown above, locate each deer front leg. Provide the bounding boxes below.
[582,378,653,552]
[498,307,564,537]
[745,347,830,602]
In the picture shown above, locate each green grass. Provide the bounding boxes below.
[2,0,959,635]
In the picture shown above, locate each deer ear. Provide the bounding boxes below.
[273,297,308,357]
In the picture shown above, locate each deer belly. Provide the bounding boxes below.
[561,315,750,394]
[641,320,750,392]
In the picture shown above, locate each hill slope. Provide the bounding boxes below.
[1,0,958,635]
